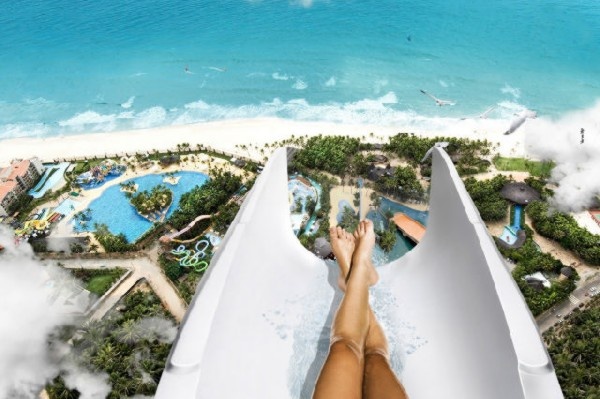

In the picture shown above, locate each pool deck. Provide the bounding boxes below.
[391,212,426,243]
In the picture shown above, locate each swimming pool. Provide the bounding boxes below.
[367,196,429,266]
[53,198,79,217]
[499,226,518,245]
[288,175,322,236]
[28,162,70,198]
[73,171,209,242]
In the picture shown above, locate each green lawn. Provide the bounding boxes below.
[71,268,127,295]
[493,156,554,177]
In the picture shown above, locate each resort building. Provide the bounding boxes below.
[0,158,45,216]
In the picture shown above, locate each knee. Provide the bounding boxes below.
[364,347,390,361]
[329,337,363,360]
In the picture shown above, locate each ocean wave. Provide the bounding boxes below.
[501,84,521,99]
[272,72,290,81]
[374,79,388,94]
[120,96,136,109]
[132,106,167,129]
[24,97,53,106]
[0,122,51,139]
[325,76,336,87]
[292,79,308,90]
[58,111,118,129]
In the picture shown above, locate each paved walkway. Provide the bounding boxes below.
[59,246,187,322]
[536,274,600,333]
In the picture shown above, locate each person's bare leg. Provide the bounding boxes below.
[363,312,409,399]
[330,225,408,399]
[313,221,377,399]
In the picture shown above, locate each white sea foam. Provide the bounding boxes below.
[292,79,308,90]
[24,97,53,106]
[501,84,521,99]
[184,100,211,110]
[272,72,290,81]
[132,106,167,128]
[374,79,388,94]
[324,76,336,87]
[58,111,118,131]
[0,122,50,139]
[292,0,314,8]
[121,96,136,109]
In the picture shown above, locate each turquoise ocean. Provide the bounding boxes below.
[1,0,599,139]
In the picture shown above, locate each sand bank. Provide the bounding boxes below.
[0,117,530,165]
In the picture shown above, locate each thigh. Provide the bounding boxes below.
[313,341,364,399]
[363,353,409,399]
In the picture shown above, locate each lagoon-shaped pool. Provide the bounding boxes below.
[73,171,209,242]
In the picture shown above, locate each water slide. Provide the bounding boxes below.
[160,215,211,243]
[156,147,563,398]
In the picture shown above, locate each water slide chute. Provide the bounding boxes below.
[156,147,563,399]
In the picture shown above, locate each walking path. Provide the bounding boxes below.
[58,245,186,322]
[536,274,600,333]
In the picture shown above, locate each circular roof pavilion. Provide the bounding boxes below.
[314,237,332,258]
[500,182,541,205]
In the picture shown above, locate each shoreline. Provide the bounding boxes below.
[0,117,532,165]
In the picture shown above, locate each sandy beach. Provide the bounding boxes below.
[0,117,531,165]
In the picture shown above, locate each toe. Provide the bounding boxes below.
[336,226,344,238]
[329,227,336,238]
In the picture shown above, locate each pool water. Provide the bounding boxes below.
[73,171,209,242]
[288,175,322,236]
[368,196,429,266]
[28,162,70,198]
[499,226,518,245]
[53,198,79,218]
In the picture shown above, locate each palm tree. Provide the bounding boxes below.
[116,319,142,345]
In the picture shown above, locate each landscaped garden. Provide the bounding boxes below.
[45,289,176,398]
[70,268,128,296]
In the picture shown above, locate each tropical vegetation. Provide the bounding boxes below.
[385,133,492,175]
[498,228,577,316]
[463,175,510,221]
[46,290,175,398]
[374,165,424,201]
[94,223,133,253]
[293,135,360,175]
[168,171,242,229]
[527,201,600,265]
[378,223,397,252]
[130,184,173,218]
[544,296,600,398]
[211,202,240,235]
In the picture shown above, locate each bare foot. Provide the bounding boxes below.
[351,220,379,286]
[329,226,354,291]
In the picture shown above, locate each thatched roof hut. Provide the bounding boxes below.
[314,237,332,258]
[369,154,389,164]
[560,266,575,278]
[500,182,541,205]
[160,155,180,166]
[367,165,395,182]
